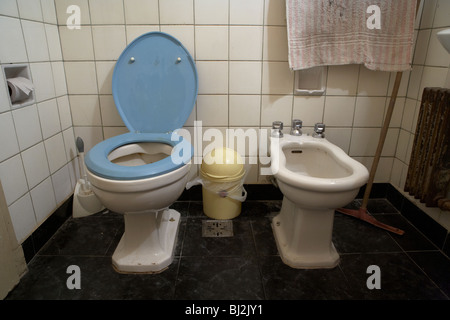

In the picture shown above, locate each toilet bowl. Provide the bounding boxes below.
[270,133,369,269]
[84,32,198,273]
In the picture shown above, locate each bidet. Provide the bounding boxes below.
[270,128,369,268]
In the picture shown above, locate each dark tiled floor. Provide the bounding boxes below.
[6,197,450,300]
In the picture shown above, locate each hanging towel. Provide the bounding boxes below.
[286,0,417,71]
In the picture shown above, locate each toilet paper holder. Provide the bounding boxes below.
[2,64,35,109]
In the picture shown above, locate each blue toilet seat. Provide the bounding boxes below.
[85,132,192,181]
[84,32,198,181]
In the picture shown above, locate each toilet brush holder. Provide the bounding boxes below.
[73,179,105,218]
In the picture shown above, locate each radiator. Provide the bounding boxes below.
[404,87,450,210]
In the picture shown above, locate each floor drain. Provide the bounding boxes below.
[202,220,233,237]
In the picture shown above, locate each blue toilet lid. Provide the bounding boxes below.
[112,32,198,133]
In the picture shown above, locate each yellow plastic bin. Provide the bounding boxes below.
[200,148,246,220]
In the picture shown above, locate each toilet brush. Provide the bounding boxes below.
[76,137,91,194]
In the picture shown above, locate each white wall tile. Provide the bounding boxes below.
[51,164,73,204]
[52,61,67,96]
[433,0,450,28]
[194,0,229,25]
[96,62,115,94]
[401,98,417,131]
[230,0,264,25]
[229,61,262,94]
[0,0,19,17]
[99,95,123,126]
[124,0,159,25]
[92,26,127,61]
[45,24,63,61]
[41,0,57,24]
[229,95,261,126]
[30,177,56,223]
[326,128,352,153]
[261,61,293,94]
[0,16,28,63]
[326,65,359,95]
[413,29,431,65]
[353,97,386,127]
[0,154,28,205]
[260,95,292,126]
[38,99,61,139]
[17,0,43,21]
[89,0,124,24]
[230,26,263,60]
[21,142,50,189]
[44,133,67,173]
[196,61,228,94]
[29,62,56,102]
[292,96,325,127]
[357,67,390,96]
[69,95,101,126]
[160,0,194,24]
[264,0,286,26]
[195,26,228,60]
[395,129,411,162]
[57,96,72,130]
[64,62,98,94]
[22,21,50,62]
[349,127,381,156]
[263,26,288,61]
[62,127,77,161]
[323,96,355,127]
[0,112,20,162]
[12,104,42,150]
[59,26,94,60]
[196,95,228,126]
[8,193,35,243]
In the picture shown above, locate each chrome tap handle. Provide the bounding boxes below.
[272,121,284,138]
[313,123,325,138]
[290,119,303,136]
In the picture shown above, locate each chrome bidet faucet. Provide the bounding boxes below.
[313,123,325,138]
[290,119,303,136]
[272,121,284,138]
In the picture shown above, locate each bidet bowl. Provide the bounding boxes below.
[270,134,368,209]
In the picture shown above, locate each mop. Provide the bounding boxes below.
[336,1,421,236]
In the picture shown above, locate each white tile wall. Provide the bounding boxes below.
[1,0,449,244]
[0,0,76,243]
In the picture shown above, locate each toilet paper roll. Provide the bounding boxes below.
[7,77,34,103]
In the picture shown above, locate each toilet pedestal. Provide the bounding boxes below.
[272,197,339,269]
[112,209,180,273]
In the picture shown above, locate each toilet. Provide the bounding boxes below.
[270,129,369,269]
[84,32,198,273]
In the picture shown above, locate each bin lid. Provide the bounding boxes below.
[201,148,245,181]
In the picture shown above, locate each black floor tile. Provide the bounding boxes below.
[332,214,403,253]
[6,198,450,301]
[175,256,264,300]
[339,252,447,300]
[259,255,355,300]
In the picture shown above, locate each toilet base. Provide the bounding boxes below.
[112,209,180,273]
[272,197,340,269]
